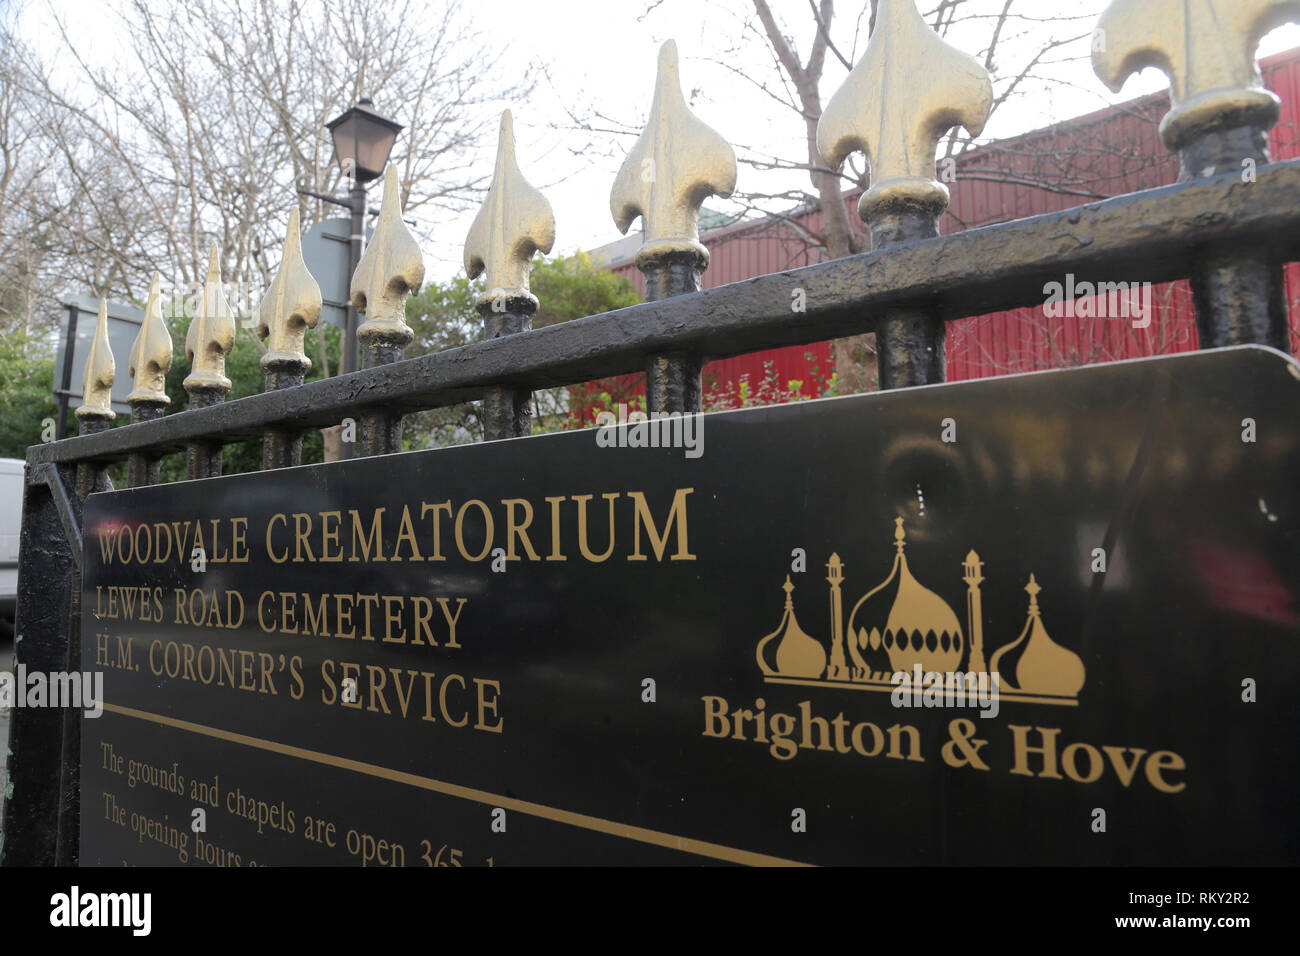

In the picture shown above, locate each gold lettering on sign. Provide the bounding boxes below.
[1007,725,1186,792]
[628,488,695,561]
[248,591,468,648]
[93,489,697,567]
[693,515,1190,793]
[503,499,540,561]
[137,489,698,567]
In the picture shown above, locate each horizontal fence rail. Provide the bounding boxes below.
[24,159,1300,468]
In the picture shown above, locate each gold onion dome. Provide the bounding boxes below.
[756,576,827,679]
[846,517,964,674]
[989,575,1085,698]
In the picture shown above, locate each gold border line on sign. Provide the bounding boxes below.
[764,676,1079,706]
[102,702,810,868]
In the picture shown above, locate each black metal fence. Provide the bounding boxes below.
[4,9,1300,865]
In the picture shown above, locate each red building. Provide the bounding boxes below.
[593,46,1300,411]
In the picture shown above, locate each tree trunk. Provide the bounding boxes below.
[321,425,342,463]
[754,0,877,395]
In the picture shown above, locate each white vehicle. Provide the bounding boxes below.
[0,458,22,636]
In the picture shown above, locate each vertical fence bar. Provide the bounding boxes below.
[259,209,323,469]
[351,168,424,457]
[11,298,118,865]
[1178,124,1288,350]
[75,421,112,500]
[817,0,993,390]
[0,466,80,866]
[642,253,707,414]
[865,214,948,390]
[66,302,117,861]
[127,404,166,487]
[183,247,236,480]
[479,302,535,439]
[610,41,737,415]
[184,392,224,480]
[126,274,173,487]
[56,302,79,440]
[261,368,307,468]
[466,111,555,441]
[1093,0,1299,351]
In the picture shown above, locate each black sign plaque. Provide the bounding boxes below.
[80,346,1300,866]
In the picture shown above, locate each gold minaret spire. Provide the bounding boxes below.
[962,549,987,673]
[817,0,993,222]
[610,40,737,271]
[827,553,848,680]
[77,298,115,421]
[464,109,556,310]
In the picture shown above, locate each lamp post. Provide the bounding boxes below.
[300,97,403,378]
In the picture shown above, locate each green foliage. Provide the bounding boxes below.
[701,353,839,413]
[559,389,646,432]
[0,308,345,478]
[401,275,488,449]
[531,251,640,329]
[402,252,643,445]
[405,276,480,353]
[0,331,62,459]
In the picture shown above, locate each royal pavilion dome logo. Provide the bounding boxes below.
[755,517,1086,705]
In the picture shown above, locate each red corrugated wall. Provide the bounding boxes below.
[603,215,834,409]
[600,46,1300,407]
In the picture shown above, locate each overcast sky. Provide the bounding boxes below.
[18,0,1300,283]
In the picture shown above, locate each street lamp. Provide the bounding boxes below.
[300,97,403,379]
[327,97,403,185]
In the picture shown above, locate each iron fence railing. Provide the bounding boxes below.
[23,163,1300,478]
[5,1,1300,865]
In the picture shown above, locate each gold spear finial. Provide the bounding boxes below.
[610,40,737,270]
[1093,0,1300,151]
[184,245,236,392]
[818,0,992,222]
[464,110,556,309]
[126,273,173,405]
[258,207,322,370]
[351,166,425,342]
[76,298,115,419]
